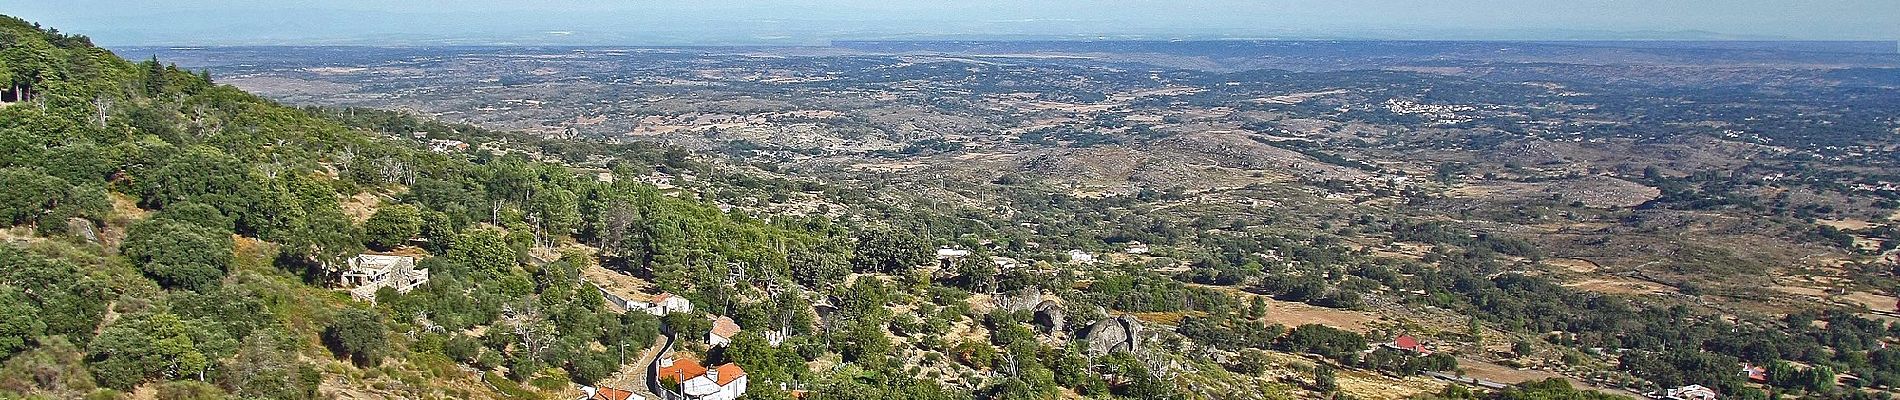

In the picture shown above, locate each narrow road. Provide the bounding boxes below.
[645,322,683,400]
[625,333,668,399]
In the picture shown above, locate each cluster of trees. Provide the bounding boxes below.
[1416,378,1629,400]
[0,15,692,398]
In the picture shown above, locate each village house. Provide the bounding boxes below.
[340,254,428,302]
[1739,363,1768,383]
[585,385,642,400]
[1659,384,1718,400]
[623,292,693,316]
[427,139,469,153]
[935,247,971,268]
[764,328,788,347]
[1383,334,1432,355]
[1124,242,1150,254]
[1068,250,1095,264]
[658,357,748,400]
[709,315,741,347]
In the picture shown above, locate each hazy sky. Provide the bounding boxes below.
[9,0,1899,46]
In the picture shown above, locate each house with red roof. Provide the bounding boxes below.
[709,315,742,347]
[625,292,693,316]
[591,386,641,400]
[1384,334,1432,355]
[657,357,748,400]
[1739,363,1768,383]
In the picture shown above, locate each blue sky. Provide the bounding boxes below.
[8,0,1899,46]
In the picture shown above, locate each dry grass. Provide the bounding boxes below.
[1563,277,1675,296]
[341,192,383,223]
[1455,358,1565,384]
[1545,258,1601,273]
[1843,291,1897,312]
[1816,218,1878,231]
[581,265,657,307]
[1336,368,1445,400]
[1129,311,1207,325]
[1191,284,1383,331]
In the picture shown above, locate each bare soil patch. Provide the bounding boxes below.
[1456,358,1565,384]
[1843,291,1898,312]
[1564,277,1674,296]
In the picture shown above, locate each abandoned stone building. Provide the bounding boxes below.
[340,254,429,301]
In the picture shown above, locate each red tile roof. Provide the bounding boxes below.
[659,358,708,382]
[711,316,742,339]
[1393,335,1426,352]
[595,387,638,400]
[715,363,746,386]
[1742,363,1768,382]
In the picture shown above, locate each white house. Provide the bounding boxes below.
[427,139,469,153]
[1067,250,1096,264]
[764,328,788,347]
[340,254,428,301]
[708,316,740,347]
[1125,242,1150,254]
[658,358,747,400]
[1662,384,1718,400]
[936,247,972,268]
[625,292,693,316]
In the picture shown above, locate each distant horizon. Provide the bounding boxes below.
[8,1,1898,47]
[107,39,1900,57]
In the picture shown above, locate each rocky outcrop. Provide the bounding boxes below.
[1080,315,1142,355]
[1031,300,1064,334]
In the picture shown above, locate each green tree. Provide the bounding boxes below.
[725,331,782,382]
[1493,378,1628,400]
[272,173,363,271]
[529,186,581,242]
[0,167,77,227]
[155,380,229,400]
[0,247,110,339]
[362,204,423,250]
[447,227,517,277]
[838,320,893,369]
[789,244,850,289]
[135,145,258,217]
[322,308,387,366]
[1314,364,1338,393]
[155,201,234,232]
[0,336,99,397]
[220,329,317,400]
[123,218,233,291]
[0,285,46,359]
[86,313,228,390]
[851,229,931,274]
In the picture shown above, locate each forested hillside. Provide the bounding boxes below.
[0,15,912,400]
[10,13,1900,400]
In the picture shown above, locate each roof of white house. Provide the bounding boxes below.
[349,254,414,272]
[710,316,741,339]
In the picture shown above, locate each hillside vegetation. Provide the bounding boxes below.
[7,14,1900,400]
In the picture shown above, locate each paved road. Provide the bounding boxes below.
[645,323,684,400]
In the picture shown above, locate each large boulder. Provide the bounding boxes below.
[1032,300,1065,334]
[1080,315,1142,355]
